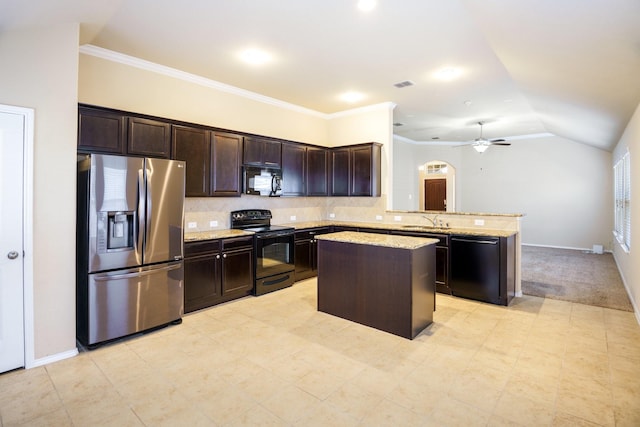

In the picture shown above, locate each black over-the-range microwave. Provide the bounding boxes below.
[243,166,283,196]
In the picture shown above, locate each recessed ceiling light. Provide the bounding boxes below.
[394,80,415,88]
[433,67,463,81]
[238,48,273,66]
[358,0,377,12]
[340,91,365,103]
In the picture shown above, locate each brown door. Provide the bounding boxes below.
[424,179,446,211]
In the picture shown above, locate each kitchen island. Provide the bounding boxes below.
[316,231,438,339]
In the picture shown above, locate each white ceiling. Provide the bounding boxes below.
[3,0,640,150]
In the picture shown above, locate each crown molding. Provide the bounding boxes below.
[79,44,328,118]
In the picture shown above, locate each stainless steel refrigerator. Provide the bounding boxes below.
[76,154,185,347]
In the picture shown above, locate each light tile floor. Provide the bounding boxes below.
[1,278,639,426]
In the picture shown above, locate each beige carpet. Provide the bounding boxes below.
[521,245,633,312]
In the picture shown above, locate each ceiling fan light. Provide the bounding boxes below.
[473,144,489,153]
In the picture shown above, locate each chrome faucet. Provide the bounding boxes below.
[423,214,439,227]
[423,214,449,228]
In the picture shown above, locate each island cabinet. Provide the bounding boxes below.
[172,126,243,197]
[449,234,515,306]
[329,142,382,197]
[183,236,254,313]
[243,136,281,168]
[78,105,171,158]
[294,227,332,281]
[316,232,437,339]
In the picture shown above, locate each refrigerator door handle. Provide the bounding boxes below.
[93,262,182,281]
[137,167,145,263]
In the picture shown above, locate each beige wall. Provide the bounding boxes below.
[78,53,329,146]
[612,101,640,318]
[0,24,80,360]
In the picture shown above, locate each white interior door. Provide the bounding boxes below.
[0,109,25,373]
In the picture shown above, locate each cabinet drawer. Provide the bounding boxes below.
[185,240,221,257]
[295,227,331,241]
[222,236,254,251]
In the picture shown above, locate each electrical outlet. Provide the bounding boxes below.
[209,220,218,227]
[187,222,197,229]
[290,215,297,221]
[329,213,335,218]
[394,216,402,221]
[375,215,383,220]
[474,219,485,226]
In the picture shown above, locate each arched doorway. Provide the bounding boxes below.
[419,161,456,212]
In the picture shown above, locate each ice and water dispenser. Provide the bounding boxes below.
[96,211,135,253]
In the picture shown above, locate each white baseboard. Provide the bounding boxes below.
[521,243,612,253]
[612,254,640,325]
[27,348,78,369]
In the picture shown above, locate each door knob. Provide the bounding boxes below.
[7,251,19,260]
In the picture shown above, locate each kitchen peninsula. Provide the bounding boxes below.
[316,231,438,339]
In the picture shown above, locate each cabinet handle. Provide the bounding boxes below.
[222,254,227,258]
[216,255,221,259]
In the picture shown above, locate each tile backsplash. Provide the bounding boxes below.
[184,195,521,232]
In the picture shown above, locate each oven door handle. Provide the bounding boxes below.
[256,232,293,239]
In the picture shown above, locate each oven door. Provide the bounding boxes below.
[255,231,294,279]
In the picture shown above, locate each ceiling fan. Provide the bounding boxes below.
[465,121,512,153]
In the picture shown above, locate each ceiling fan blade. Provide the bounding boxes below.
[490,142,511,146]
[489,138,506,143]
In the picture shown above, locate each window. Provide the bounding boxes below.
[614,151,631,251]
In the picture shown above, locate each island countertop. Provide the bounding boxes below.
[315,231,439,250]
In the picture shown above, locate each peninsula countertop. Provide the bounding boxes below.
[280,220,517,238]
[315,231,439,250]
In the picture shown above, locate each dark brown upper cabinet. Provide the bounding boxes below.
[211,132,243,197]
[127,117,171,158]
[329,147,350,196]
[243,136,282,168]
[281,142,306,196]
[306,146,329,196]
[78,105,171,158]
[330,143,381,197]
[172,125,211,197]
[172,127,242,197]
[78,106,127,154]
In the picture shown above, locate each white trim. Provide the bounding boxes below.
[79,44,396,123]
[79,44,327,118]
[612,252,640,325]
[0,104,35,369]
[30,348,79,369]
[521,243,610,253]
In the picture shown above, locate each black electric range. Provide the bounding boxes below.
[230,210,295,295]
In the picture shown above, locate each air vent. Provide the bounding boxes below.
[393,80,415,88]
[393,122,404,127]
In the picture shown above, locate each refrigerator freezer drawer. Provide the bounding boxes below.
[86,261,184,345]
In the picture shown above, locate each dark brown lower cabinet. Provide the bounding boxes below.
[294,227,332,281]
[184,236,254,313]
[391,231,450,294]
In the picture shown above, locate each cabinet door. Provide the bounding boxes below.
[244,137,282,168]
[183,252,222,313]
[281,142,306,196]
[78,107,126,154]
[221,248,254,296]
[330,148,350,196]
[211,132,242,196]
[294,238,314,280]
[172,125,210,197]
[350,145,373,196]
[128,117,171,158]
[306,146,329,196]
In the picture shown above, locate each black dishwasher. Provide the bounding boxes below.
[450,235,501,304]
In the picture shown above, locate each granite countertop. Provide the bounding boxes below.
[184,229,253,242]
[184,219,517,242]
[316,231,439,250]
[279,220,517,238]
